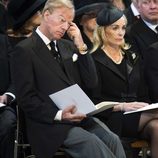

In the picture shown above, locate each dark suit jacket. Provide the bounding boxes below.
[11,31,97,158]
[144,42,158,102]
[124,6,139,27]
[0,34,14,97]
[124,7,134,26]
[126,18,158,58]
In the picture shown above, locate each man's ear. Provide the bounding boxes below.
[43,10,50,22]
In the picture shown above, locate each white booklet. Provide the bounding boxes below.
[124,103,158,114]
[49,84,118,116]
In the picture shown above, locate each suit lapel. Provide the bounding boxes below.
[94,50,126,80]
[57,40,76,84]
[31,33,71,85]
[125,50,139,76]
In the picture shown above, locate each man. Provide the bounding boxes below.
[126,0,158,58]
[10,0,126,158]
[0,33,16,158]
[144,41,158,103]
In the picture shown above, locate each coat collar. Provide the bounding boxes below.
[93,48,139,80]
[133,19,158,40]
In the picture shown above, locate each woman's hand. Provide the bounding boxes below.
[120,102,149,112]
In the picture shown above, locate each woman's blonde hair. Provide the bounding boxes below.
[90,15,130,53]
[42,0,74,14]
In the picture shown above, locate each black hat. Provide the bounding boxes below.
[97,6,124,26]
[74,0,111,18]
[7,0,46,30]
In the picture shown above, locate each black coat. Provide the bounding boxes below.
[90,48,149,137]
[144,42,158,103]
[126,18,158,58]
[91,48,149,103]
[11,31,97,158]
[124,6,140,27]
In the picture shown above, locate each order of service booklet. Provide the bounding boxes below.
[124,103,158,114]
[49,84,119,116]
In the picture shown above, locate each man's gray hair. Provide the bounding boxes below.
[43,0,74,13]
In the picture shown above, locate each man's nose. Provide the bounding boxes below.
[62,21,70,30]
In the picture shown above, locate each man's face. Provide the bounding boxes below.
[137,0,158,24]
[43,7,74,40]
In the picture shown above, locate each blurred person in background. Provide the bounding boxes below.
[74,0,111,50]
[126,0,158,58]
[112,0,131,10]
[7,0,46,46]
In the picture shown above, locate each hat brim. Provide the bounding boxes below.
[97,6,124,26]
[13,0,46,30]
[75,3,110,18]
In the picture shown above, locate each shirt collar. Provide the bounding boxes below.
[35,27,57,46]
[143,20,158,33]
[131,3,139,17]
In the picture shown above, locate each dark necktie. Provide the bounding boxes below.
[49,41,61,62]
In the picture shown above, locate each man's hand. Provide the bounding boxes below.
[0,94,7,104]
[67,22,87,53]
[62,105,86,122]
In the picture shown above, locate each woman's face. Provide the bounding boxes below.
[104,16,126,47]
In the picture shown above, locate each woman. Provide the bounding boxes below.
[90,6,158,158]
[7,0,46,46]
